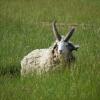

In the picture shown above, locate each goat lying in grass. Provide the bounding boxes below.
[21,21,79,75]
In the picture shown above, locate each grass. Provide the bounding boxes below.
[0,0,100,100]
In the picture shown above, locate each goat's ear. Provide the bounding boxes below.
[52,20,61,41]
[75,45,80,51]
[64,27,75,42]
[68,43,79,51]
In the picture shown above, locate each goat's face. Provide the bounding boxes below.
[57,39,69,55]
[56,38,79,56]
[52,21,79,58]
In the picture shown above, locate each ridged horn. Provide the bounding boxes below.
[64,27,75,42]
[52,20,61,41]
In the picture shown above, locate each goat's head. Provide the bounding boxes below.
[52,21,79,60]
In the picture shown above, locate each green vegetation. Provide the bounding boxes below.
[0,0,100,100]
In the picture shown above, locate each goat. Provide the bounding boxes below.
[21,21,79,75]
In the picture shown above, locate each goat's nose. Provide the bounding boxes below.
[59,50,62,54]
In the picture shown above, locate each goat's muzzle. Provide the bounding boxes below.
[59,50,62,54]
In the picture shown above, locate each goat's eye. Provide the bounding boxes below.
[56,44,58,47]
[66,45,68,47]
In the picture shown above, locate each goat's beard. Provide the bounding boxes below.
[58,53,66,62]
[58,52,73,62]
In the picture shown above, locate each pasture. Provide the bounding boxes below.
[0,0,100,100]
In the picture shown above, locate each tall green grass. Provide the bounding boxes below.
[0,0,100,100]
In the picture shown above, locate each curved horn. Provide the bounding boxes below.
[64,27,75,42]
[52,20,61,41]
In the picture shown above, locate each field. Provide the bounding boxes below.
[0,0,100,100]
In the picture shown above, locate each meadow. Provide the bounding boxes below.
[0,0,100,100]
